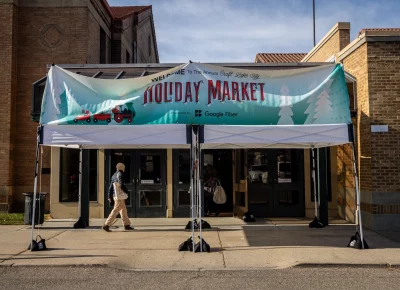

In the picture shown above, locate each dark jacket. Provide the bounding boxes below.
[108,170,129,200]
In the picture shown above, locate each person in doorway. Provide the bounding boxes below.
[102,163,134,232]
[203,164,220,217]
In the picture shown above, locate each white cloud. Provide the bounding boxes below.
[108,0,400,63]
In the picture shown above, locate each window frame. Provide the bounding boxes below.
[59,148,98,203]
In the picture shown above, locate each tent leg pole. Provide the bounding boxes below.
[311,148,318,217]
[191,129,196,252]
[30,127,41,251]
[196,133,203,252]
[73,147,86,229]
[309,147,323,228]
[78,147,82,218]
[351,143,364,249]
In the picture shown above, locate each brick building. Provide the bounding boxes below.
[256,22,400,231]
[0,0,159,212]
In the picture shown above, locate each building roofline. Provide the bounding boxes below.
[255,53,307,63]
[338,31,400,61]
[100,0,115,19]
[111,5,152,20]
[47,62,329,69]
[302,22,350,62]
[149,9,159,63]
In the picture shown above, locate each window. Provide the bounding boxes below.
[178,151,190,184]
[126,50,130,64]
[60,148,80,202]
[31,76,47,122]
[59,149,98,202]
[100,27,106,64]
[148,36,151,56]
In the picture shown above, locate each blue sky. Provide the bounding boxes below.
[108,0,400,63]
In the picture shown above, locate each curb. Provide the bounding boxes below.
[1,263,399,270]
[293,263,400,269]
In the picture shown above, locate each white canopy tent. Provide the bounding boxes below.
[29,62,366,252]
[202,124,351,149]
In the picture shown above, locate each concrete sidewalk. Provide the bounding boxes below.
[0,218,399,270]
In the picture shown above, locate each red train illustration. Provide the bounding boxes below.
[112,105,135,123]
[73,105,135,124]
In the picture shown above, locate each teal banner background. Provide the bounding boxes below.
[40,63,351,126]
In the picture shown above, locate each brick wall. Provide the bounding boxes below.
[137,9,158,63]
[13,7,90,211]
[0,3,17,211]
[87,11,100,64]
[121,17,134,63]
[367,42,400,193]
[303,23,354,221]
[341,44,371,192]
[304,24,350,62]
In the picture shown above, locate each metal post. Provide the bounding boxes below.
[311,148,318,217]
[30,127,41,251]
[190,128,196,252]
[196,131,203,252]
[313,0,316,46]
[351,143,364,249]
[78,147,83,218]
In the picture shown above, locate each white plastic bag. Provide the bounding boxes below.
[213,180,226,204]
[113,182,128,200]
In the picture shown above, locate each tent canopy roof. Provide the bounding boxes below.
[39,62,354,149]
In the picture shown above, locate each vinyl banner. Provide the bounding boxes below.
[40,63,351,126]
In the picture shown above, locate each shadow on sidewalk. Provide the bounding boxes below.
[241,225,400,249]
[2,254,116,261]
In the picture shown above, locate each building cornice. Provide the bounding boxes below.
[338,32,400,61]
[302,22,350,62]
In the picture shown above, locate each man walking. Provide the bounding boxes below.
[102,163,134,232]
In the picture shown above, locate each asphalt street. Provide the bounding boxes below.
[0,266,399,290]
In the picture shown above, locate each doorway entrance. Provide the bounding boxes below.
[172,149,234,217]
[246,149,305,217]
[203,149,234,215]
[233,149,305,218]
[105,149,166,218]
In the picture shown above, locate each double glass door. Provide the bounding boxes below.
[247,149,305,217]
[105,150,166,218]
[173,150,191,217]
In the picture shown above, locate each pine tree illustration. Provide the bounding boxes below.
[277,85,294,125]
[313,89,333,124]
[304,81,319,124]
[305,79,334,124]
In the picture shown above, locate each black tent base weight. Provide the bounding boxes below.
[185,219,211,230]
[309,216,325,228]
[74,217,87,229]
[347,231,369,249]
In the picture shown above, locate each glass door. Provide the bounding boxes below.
[173,149,191,217]
[246,149,305,217]
[233,149,248,217]
[271,149,305,217]
[247,150,274,217]
[105,149,166,218]
[135,150,166,217]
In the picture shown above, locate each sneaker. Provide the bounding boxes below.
[124,225,134,230]
[102,225,111,232]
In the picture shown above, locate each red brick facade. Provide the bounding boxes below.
[301,23,400,229]
[0,1,18,211]
[0,0,158,212]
